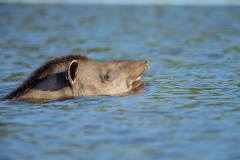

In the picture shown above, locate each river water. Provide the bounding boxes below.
[0,4,240,160]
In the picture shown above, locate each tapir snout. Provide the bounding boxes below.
[2,54,149,103]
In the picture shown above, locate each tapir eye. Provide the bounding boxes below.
[104,73,113,81]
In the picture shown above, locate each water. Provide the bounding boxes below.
[1,4,240,160]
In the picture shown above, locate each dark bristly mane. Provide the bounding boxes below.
[2,54,91,100]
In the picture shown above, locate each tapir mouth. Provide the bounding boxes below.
[131,62,149,89]
[132,77,143,89]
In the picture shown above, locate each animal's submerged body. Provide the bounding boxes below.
[2,54,149,103]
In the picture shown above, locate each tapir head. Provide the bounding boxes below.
[72,59,149,96]
[2,54,149,103]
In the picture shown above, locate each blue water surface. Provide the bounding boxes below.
[0,4,240,160]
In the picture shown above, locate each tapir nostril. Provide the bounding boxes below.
[144,60,149,69]
[143,60,148,65]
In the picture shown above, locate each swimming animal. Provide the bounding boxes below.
[2,54,149,103]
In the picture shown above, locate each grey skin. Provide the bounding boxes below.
[2,54,149,103]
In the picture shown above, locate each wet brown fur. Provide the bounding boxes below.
[2,54,91,100]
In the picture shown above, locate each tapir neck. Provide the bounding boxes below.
[17,71,76,103]
[17,87,74,103]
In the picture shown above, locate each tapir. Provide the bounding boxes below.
[2,54,149,103]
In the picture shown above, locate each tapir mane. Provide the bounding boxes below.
[2,54,91,100]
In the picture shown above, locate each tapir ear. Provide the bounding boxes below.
[66,60,78,85]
